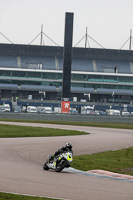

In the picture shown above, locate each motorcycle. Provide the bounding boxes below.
[43,150,73,172]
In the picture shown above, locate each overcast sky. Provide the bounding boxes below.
[0,0,133,50]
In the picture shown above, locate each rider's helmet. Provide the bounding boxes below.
[66,142,72,150]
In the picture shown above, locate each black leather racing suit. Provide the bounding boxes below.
[49,146,73,162]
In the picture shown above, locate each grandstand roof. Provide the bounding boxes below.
[0,43,133,61]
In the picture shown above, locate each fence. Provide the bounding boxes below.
[0,112,133,123]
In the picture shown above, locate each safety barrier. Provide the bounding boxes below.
[0,112,133,123]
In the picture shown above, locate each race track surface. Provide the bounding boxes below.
[0,121,133,200]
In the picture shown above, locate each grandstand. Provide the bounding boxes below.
[0,43,133,105]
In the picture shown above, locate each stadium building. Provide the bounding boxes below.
[0,43,133,107]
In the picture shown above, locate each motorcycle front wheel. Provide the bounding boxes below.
[56,160,68,172]
[43,163,49,170]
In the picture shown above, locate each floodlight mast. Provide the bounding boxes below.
[74,27,104,48]
[40,25,44,46]
[120,29,133,50]
[85,27,90,48]
[129,29,132,50]
[28,25,59,46]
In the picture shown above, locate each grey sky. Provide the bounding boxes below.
[0,0,133,49]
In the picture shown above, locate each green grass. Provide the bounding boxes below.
[71,147,133,175]
[1,119,133,129]
[1,150,133,200]
[0,192,60,200]
[0,124,87,138]
[0,120,133,200]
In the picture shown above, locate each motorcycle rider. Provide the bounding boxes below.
[48,142,73,163]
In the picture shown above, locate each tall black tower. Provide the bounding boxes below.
[62,12,74,100]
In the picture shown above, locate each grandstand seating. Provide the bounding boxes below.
[57,58,63,70]
[71,87,94,93]
[114,89,133,95]
[72,58,93,72]
[20,56,55,70]
[21,84,56,91]
[96,59,131,74]
[0,55,17,68]
[43,57,56,70]
[97,88,114,94]
[0,54,132,74]
[0,83,18,89]
[97,88,133,95]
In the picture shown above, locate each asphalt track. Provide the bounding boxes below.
[0,121,133,200]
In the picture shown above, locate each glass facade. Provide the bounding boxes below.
[0,68,133,102]
[0,69,133,88]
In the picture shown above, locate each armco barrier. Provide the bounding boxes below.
[0,112,133,123]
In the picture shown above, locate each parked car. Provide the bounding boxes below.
[106,109,120,116]
[44,107,54,114]
[0,105,5,112]
[0,104,10,112]
[14,106,21,112]
[122,111,131,116]
[3,104,10,112]
[94,110,100,115]
[99,110,106,115]
[70,108,78,114]
[81,106,94,115]
[54,107,61,113]
[27,106,37,113]
[37,106,54,114]
[37,106,45,113]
